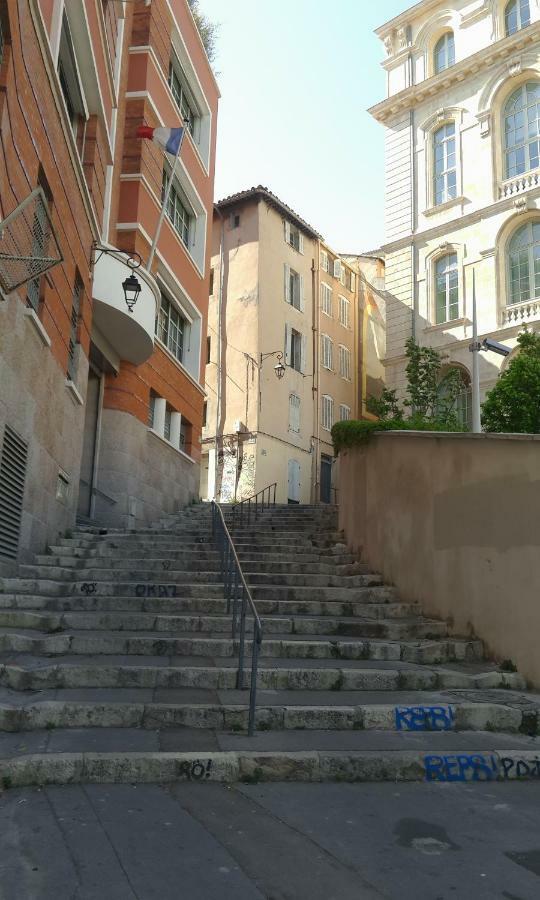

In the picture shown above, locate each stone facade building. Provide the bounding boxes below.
[0,0,218,574]
[200,187,385,505]
[370,0,540,422]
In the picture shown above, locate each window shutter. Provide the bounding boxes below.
[350,272,356,293]
[333,259,341,279]
[284,324,291,365]
[284,221,291,244]
[299,232,304,254]
[299,274,305,311]
[301,334,307,374]
[284,264,290,303]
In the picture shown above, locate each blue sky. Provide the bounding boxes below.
[201,0,408,253]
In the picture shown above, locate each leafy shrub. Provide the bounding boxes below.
[482,330,540,433]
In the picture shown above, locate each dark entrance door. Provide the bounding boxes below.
[320,455,332,504]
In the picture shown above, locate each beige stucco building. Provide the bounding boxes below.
[200,187,382,504]
[370,0,540,421]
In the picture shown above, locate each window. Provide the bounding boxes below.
[321,334,333,370]
[162,169,194,248]
[339,295,350,328]
[508,221,540,305]
[339,404,351,421]
[321,282,332,316]
[209,268,214,295]
[434,32,455,74]
[284,221,304,253]
[157,292,188,363]
[285,326,304,372]
[206,336,211,363]
[505,0,530,36]
[203,401,207,427]
[289,393,301,433]
[321,249,329,272]
[168,56,198,138]
[434,122,457,205]
[333,258,342,280]
[504,83,540,179]
[321,395,334,431]
[57,13,86,140]
[339,345,351,380]
[180,418,191,452]
[435,253,459,324]
[284,264,303,310]
[67,275,83,381]
[164,406,172,441]
[346,269,356,293]
[230,213,240,229]
[148,391,157,428]
[437,369,472,429]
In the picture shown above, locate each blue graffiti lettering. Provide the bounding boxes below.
[395,705,454,732]
[424,754,498,783]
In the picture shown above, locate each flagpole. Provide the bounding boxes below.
[147,126,187,271]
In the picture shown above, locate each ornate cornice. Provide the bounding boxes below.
[369,23,540,123]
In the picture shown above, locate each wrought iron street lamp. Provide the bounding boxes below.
[260,350,285,379]
[122,273,142,312]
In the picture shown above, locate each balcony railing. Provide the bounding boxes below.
[499,170,540,199]
[502,298,540,325]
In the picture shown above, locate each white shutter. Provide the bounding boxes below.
[333,259,341,279]
[299,274,305,311]
[284,264,290,303]
[301,333,307,374]
[284,220,291,244]
[350,272,356,293]
[299,232,304,254]
[284,324,291,365]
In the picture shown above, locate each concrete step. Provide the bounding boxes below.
[0,629,483,662]
[0,608,436,637]
[0,580,226,598]
[0,654,525,692]
[0,594,407,617]
[0,729,539,788]
[0,688,533,735]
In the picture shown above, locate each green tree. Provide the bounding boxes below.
[482,330,540,433]
[366,387,402,420]
[187,0,219,63]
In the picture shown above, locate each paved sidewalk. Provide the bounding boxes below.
[1,781,540,899]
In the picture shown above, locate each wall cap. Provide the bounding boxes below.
[368,430,540,443]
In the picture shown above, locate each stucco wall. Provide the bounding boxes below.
[0,293,88,575]
[95,409,198,528]
[338,431,540,686]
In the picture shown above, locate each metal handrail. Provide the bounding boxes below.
[211,501,263,736]
[231,482,277,530]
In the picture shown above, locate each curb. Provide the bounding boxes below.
[1,749,540,789]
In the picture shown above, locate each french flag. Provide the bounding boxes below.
[136,125,184,156]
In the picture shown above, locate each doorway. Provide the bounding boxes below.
[287,459,300,504]
[320,454,332,504]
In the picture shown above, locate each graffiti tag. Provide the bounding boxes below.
[178,759,213,781]
[424,754,540,782]
[134,584,178,598]
[81,583,97,595]
[396,706,454,732]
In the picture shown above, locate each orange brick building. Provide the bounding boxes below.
[0,0,218,571]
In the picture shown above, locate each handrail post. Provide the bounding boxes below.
[237,586,247,690]
[248,626,261,736]
[232,564,240,639]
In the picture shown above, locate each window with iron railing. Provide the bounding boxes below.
[67,275,83,381]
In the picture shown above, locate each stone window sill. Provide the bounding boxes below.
[147,427,196,465]
[24,308,51,347]
[65,379,84,406]
[424,196,465,217]
[423,317,469,333]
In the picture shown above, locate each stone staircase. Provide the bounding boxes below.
[0,503,539,788]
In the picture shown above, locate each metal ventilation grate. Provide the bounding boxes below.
[0,425,28,559]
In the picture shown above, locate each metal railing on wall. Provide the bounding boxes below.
[211,501,263,736]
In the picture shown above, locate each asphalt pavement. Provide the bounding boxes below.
[0,781,539,899]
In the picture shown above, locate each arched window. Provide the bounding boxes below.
[434,32,455,74]
[437,369,472,429]
[434,122,457,205]
[504,83,540,178]
[505,0,530,36]
[435,253,459,324]
[508,221,540,305]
